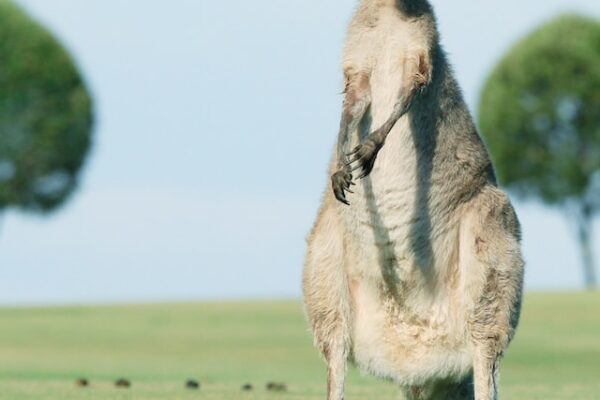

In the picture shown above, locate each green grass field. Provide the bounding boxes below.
[0,292,598,399]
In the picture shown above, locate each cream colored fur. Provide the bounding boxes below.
[303,1,524,399]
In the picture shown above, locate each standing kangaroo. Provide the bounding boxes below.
[302,1,524,399]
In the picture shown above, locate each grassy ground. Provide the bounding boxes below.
[0,292,598,399]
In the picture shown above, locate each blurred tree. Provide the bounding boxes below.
[479,14,600,289]
[0,0,93,219]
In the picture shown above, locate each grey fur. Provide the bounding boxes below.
[304,1,524,399]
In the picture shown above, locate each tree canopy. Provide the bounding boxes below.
[479,14,600,288]
[0,0,93,213]
[478,14,600,210]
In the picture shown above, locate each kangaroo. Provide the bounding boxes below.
[302,1,524,399]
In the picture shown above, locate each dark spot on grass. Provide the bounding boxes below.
[266,382,287,392]
[185,379,200,389]
[115,378,131,388]
[75,378,89,387]
[242,383,253,391]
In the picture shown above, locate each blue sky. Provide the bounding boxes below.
[0,0,599,305]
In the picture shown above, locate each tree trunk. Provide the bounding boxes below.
[577,210,597,290]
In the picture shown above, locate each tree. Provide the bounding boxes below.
[0,0,93,218]
[478,14,600,289]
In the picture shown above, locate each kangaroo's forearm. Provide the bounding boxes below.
[331,70,371,205]
[336,97,370,169]
[370,91,417,146]
[337,71,371,167]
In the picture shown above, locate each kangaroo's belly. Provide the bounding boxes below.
[349,278,473,385]
[342,193,472,384]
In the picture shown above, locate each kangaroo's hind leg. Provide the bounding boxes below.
[461,187,525,400]
[303,203,352,400]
